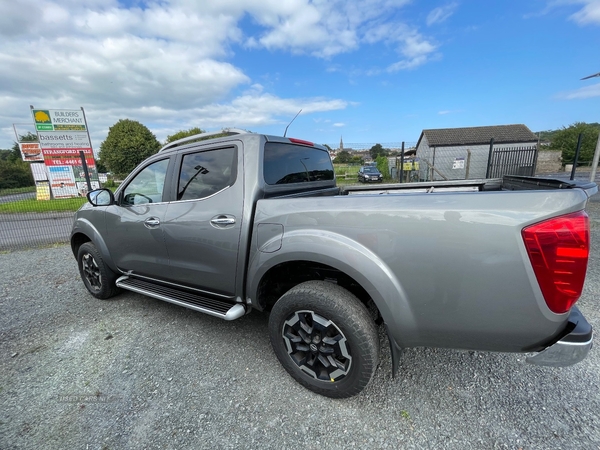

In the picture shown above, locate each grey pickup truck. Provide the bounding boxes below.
[71,128,595,398]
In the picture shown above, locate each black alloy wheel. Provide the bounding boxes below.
[77,242,121,299]
[282,310,352,382]
[269,280,379,398]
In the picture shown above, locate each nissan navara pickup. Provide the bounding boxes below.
[71,129,595,398]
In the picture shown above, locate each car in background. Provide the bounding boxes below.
[358,166,383,183]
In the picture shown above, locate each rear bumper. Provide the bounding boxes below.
[526,307,593,367]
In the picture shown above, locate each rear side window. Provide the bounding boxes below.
[264,143,334,185]
[177,147,237,201]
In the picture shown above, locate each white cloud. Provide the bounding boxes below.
[333,122,346,127]
[0,0,437,149]
[386,32,437,72]
[569,0,600,24]
[427,3,458,26]
[557,83,600,99]
[534,1,600,25]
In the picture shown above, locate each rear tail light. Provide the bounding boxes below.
[522,210,590,314]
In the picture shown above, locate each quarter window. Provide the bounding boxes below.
[177,147,237,201]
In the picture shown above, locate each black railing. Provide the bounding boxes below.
[486,144,537,179]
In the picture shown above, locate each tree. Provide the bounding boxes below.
[95,158,108,173]
[550,122,600,164]
[333,150,352,164]
[0,150,13,162]
[369,143,389,160]
[0,141,34,189]
[99,119,161,177]
[0,159,34,189]
[376,155,389,181]
[165,127,206,144]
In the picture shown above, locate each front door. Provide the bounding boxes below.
[104,158,171,279]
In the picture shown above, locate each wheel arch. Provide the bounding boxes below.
[248,229,417,347]
[71,218,119,273]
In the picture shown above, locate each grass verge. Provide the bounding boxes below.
[0,197,87,214]
[0,186,36,196]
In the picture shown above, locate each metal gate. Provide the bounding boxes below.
[486,145,537,178]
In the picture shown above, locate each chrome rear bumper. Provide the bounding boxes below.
[526,307,593,367]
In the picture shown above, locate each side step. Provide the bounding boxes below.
[116,276,246,321]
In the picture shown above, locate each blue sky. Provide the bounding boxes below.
[1,0,599,152]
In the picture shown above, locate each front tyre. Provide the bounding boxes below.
[77,242,120,299]
[269,280,379,398]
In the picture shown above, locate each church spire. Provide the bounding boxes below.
[339,136,344,151]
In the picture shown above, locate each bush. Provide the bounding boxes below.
[0,160,34,189]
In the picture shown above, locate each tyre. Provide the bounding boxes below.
[269,280,379,398]
[77,242,121,299]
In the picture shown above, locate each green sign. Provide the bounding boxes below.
[31,109,88,131]
[33,110,53,130]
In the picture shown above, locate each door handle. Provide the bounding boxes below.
[144,217,161,228]
[211,217,236,226]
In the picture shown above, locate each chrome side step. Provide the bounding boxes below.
[116,276,246,321]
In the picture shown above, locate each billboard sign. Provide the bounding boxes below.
[18,142,44,162]
[31,106,98,198]
[38,131,91,149]
[32,109,87,131]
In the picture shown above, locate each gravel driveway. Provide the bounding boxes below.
[1,204,600,450]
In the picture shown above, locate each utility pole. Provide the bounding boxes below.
[580,71,600,182]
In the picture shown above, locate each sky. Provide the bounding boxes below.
[1,0,599,153]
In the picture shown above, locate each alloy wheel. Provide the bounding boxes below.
[81,253,102,292]
[282,310,352,382]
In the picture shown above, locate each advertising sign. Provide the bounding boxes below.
[47,166,78,198]
[18,142,44,162]
[32,109,87,131]
[31,106,99,198]
[37,131,91,149]
[42,148,96,167]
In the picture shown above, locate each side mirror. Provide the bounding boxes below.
[87,189,114,207]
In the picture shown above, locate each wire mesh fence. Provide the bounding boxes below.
[0,191,83,252]
[417,143,538,181]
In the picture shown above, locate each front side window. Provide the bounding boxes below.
[263,143,334,185]
[122,159,169,206]
[177,147,237,201]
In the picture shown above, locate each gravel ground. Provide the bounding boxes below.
[1,202,600,450]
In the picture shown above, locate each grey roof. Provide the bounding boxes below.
[417,124,538,148]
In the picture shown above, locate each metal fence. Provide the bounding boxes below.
[0,211,74,252]
[486,145,537,178]
[417,140,539,182]
[0,191,77,252]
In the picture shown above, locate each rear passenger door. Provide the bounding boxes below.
[162,144,243,296]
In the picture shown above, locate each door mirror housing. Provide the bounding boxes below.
[87,189,114,207]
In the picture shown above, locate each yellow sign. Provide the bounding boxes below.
[36,181,51,200]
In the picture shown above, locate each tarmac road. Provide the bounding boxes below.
[0,192,35,204]
[0,205,599,449]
